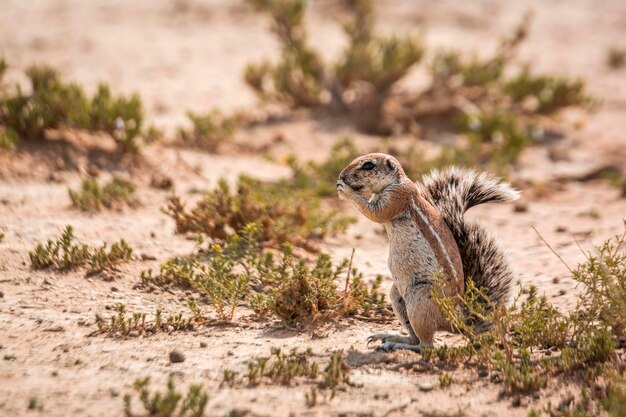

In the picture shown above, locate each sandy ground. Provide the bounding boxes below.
[1,0,626,416]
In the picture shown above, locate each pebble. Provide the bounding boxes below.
[200,342,207,348]
[513,202,528,213]
[477,368,489,378]
[169,350,185,363]
[418,382,434,392]
[348,376,364,388]
[490,371,503,383]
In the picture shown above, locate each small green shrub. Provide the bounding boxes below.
[246,347,319,386]
[439,373,454,388]
[88,240,133,273]
[163,175,353,251]
[250,250,387,323]
[571,222,626,339]
[141,225,262,321]
[503,68,592,114]
[222,347,349,398]
[431,52,505,89]
[177,110,236,152]
[93,304,196,338]
[141,224,388,323]
[333,0,423,131]
[29,225,133,273]
[88,83,145,153]
[123,377,208,417]
[68,176,136,212]
[245,0,325,107]
[29,225,91,270]
[495,349,547,394]
[321,351,349,399]
[510,286,570,350]
[140,257,197,289]
[335,0,423,92]
[457,110,537,172]
[0,61,149,153]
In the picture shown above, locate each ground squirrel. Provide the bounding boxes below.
[337,153,519,352]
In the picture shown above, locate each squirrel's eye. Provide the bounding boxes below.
[361,161,375,171]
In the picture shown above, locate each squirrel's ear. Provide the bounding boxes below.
[386,158,396,172]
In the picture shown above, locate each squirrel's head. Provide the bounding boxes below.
[338,153,406,196]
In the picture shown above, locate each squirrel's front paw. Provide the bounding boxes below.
[336,180,354,201]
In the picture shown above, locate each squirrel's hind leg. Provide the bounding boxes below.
[372,284,441,353]
[366,284,419,348]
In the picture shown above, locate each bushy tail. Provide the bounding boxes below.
[417,167,519,327]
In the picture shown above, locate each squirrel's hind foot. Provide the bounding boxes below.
[366,333,415,348]
[375,341,432,353]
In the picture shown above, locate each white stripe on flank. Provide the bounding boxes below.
[410,200,458,279]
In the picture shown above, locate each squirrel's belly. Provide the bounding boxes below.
[384,217,440,298]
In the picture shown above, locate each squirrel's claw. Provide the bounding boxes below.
[366,333,392,348]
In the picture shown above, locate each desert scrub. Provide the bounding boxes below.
[29,225,90,270]
[250,249,388,323]
[88,240,133,273]
[456,110,539,174]
[0,61,150,153]
[92,304,197,338]
[333,0,423,132]
[503,68,593,114]
[141,224,389,323]
[123,377,208,417]
[320,351,350,399]
[163,174,354,251]
[248,3,592,172]
[222,347,349,398]
[68,175,136,212]
[141,224,262,321]
[429,221,626,399]
[245,0,325,107]
[571,222,626,339]
[177,109,237,152]
[246,347,320,386]
[29,225,133,273]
